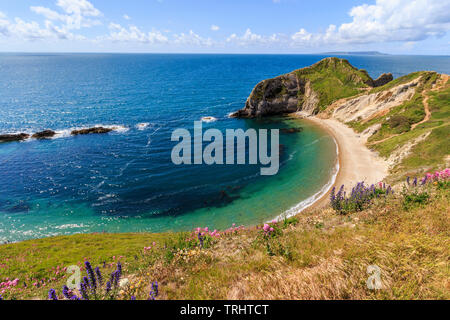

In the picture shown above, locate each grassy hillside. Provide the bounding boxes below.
[296,57,372,110]
[1,175,448,300]
[348,72,449,182]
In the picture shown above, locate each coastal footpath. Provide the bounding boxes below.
[0,58,449,300]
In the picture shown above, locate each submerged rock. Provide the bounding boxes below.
[0,133,30,143]
[32,130,56,139]
[280,128,303,134]
[71,127,113,135]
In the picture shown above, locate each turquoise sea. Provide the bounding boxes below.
[1,53,449,242]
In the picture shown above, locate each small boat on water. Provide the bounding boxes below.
[201,116,218,123]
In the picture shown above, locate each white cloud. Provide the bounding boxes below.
[56,0,101,18]
[0,11,10,36]
[108,23,168,44]
[291,28,312,42]
[1,0,449,51]
[30,7,65,21]
[174,30,213,46]
[227,28,282,46]
[31,0,102,30]
[0,0,102,41]
[2,17,81,41]
[291,0,450,46]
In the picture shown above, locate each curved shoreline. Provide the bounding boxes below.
[279,114,389,218]
[277,132,340,221]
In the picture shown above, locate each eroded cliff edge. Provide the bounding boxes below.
[230,57,393,118]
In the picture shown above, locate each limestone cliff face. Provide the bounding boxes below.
[332,78,420,123]
[231,57,393,118]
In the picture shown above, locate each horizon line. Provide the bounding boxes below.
[1,51,450,57]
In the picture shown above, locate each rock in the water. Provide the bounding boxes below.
[372,73,394,87]
[0,133,30,143]
[280,128,303,134]
[71,127,113,135]
[32,130,56,139]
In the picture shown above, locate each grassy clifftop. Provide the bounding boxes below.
[232,57,391,117]
[1,177,449,300]
[295,57,373,110]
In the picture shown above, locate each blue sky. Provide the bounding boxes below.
[0,0,449,54]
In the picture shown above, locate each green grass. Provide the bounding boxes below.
[0,232,177,299]
[1,182,448,300]
[399,125,450,171]
[428,84,450,121]
[296,58,371,110]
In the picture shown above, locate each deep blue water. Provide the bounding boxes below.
[0,53,449,242]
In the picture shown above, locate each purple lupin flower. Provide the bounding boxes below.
[62,285,73,300]
[79,282,89,300]
[83,276,90,289]
[95,267,103,286]
[149,281,159,300]
[413,177,418,187]
[111,270,120,288]
[423,175,429,185]
[131,296,136,300]
[0,294,3,300]
[48,289,58,300]
[406,176,410,185]
[152,281,158,297]
[117,262,122,278]
[106,281,112,294]
[85,261,97,290]
[330,187,336,203]
[198,232,204,248]
[386,186,391,195]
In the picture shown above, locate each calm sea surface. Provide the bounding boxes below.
[1,53,449,242]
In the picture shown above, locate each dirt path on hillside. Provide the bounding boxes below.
[366,134,401,146]
[411,74,449,130]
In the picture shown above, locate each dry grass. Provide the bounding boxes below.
[127,185,449,300]
[1,183,448,300]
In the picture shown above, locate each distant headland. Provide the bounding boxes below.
[320,51,389,56]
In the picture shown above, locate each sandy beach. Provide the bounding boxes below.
[293,114,390,211]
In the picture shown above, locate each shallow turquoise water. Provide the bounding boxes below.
[0,53,448,242]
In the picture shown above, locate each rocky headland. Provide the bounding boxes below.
[230,57,393,118]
